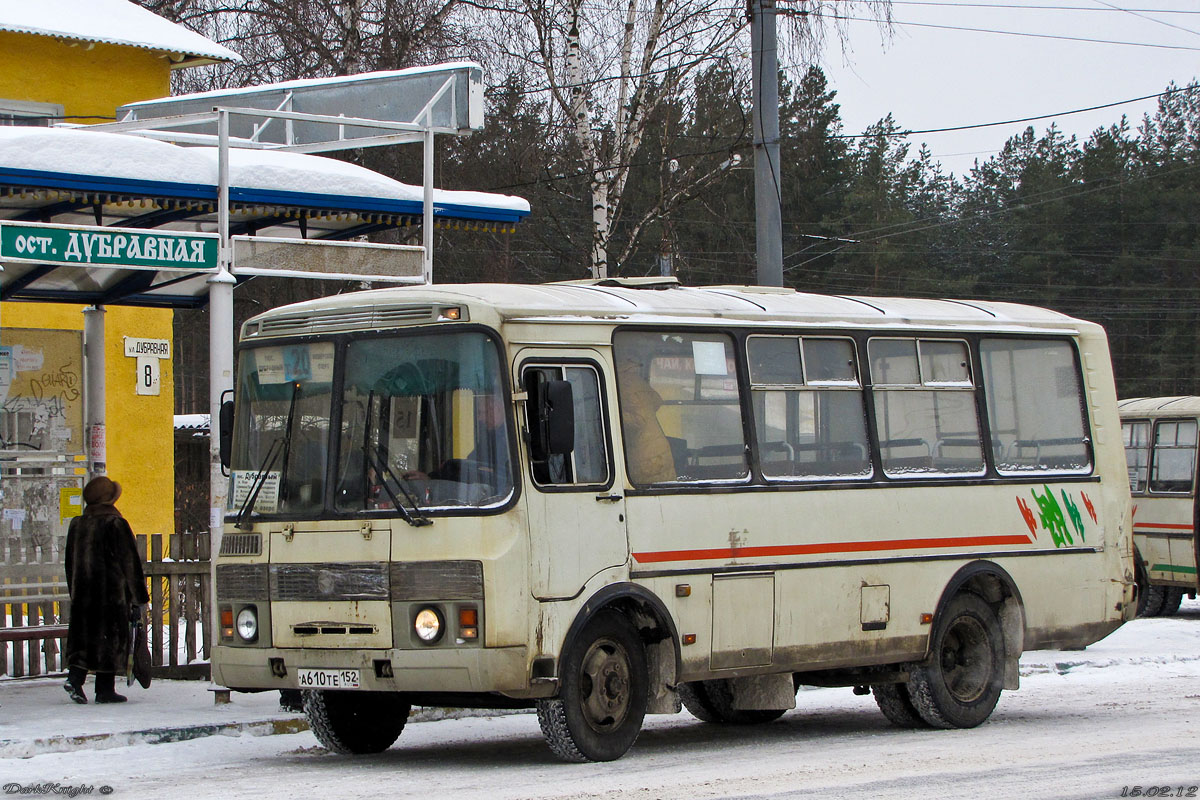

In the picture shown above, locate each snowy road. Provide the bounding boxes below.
[5,601,1199,800]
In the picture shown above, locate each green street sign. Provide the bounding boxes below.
[0,222,218,271]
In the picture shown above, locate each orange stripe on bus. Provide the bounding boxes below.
[1134,522,1194,531]
[632,533,1035,564]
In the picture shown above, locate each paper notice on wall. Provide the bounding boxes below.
[3,507,27,531]
[60,487,83,522]
[0,347,11,406]
[89,424,106,462]
[13,344,44,373]
[230,470,280,514]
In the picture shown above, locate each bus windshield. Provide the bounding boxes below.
[229,330,514,518]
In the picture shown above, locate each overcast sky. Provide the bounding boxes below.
[807,0,1200,177]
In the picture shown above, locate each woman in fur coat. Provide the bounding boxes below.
[64,476,150,704]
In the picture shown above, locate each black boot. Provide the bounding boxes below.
[64,666,88,704]
[94,672,127,704]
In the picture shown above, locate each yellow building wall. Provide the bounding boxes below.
[0,303,176,538]
[1,31,178,539]
[0,31,171,120]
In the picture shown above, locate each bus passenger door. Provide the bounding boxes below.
[519,354,627,600]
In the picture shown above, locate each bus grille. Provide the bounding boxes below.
[270,562,389,601]
[216,564,268,601]
[390,560,483,600]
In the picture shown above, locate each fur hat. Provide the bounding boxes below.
[82,475,122,506]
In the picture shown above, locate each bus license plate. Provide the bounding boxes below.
[296,668,361,689]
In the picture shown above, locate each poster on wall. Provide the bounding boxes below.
[1,474,82,563]
[0,328,85,456]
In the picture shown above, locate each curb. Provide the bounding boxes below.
[0,717,309,759]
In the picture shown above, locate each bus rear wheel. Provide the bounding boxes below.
[678,679,788,725]
[908,592,1005,729]
[1160,587,1185,616]
[1138,583,1167,617]
[536,610,648,762]
[871,682,930,728]
[303,689,410,754]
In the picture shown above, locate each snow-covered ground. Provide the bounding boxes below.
[4,599,1198,800]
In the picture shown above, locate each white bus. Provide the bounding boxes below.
[212,279,1135,762]
[1118,396,1199,616]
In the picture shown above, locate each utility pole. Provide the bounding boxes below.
[750,0,783,287]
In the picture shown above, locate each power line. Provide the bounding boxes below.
[819,84,1200,138]
[799,9,1200,50]
[880,1,1200,13]
[1088,0,1200,38]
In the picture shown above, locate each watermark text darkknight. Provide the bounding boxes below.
[3,783,109,798]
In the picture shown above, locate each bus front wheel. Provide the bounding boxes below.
[536,610,648,762]
[907,592,1004,729]
[304,689,410,754]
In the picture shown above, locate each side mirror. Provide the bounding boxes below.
[531,379,574,458]
[218,399,235,469]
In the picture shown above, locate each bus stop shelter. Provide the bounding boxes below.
[0,62,529,573]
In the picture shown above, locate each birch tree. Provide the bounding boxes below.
[482,0,890,277]
[137,0,477,89]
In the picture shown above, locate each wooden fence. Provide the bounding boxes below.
[1,531,211,680]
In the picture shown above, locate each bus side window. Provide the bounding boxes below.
[1123,420,1151,493]
[747,335,872,481]
[614,331,748,484]
[523,365,609,488]
[869,338,984,478]
[1149,419,1198,494]
[980,339,1091,476]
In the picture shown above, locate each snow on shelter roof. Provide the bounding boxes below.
[0,126,530,308]
[0,126,530,223]
[0,0,241,66]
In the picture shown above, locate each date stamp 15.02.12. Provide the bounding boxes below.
[1120,788,1199,798]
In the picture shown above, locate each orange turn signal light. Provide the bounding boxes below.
[458,607,479,640]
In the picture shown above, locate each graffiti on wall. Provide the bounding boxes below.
[0,329,84,455]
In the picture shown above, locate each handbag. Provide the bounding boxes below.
[133,620,152,689]
[127,604,152,689]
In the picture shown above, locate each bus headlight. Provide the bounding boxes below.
[236,607,259,642]
[414,607,443,643]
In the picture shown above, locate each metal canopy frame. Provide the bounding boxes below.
[0,63,515,589]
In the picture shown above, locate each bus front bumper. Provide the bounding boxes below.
[212,644,531,696]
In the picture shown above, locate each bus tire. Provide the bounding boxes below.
[1160,587,1185,616]
[907,592,1004,729]
[536,610,647,762]
[303,689,410,754]
[871,682,930,729]
[678,679,788,725]
[1138,583,1167,617]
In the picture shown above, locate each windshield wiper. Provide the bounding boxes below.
[234,382,301,530]
[362,393,431,527]
[365,446,432,527]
